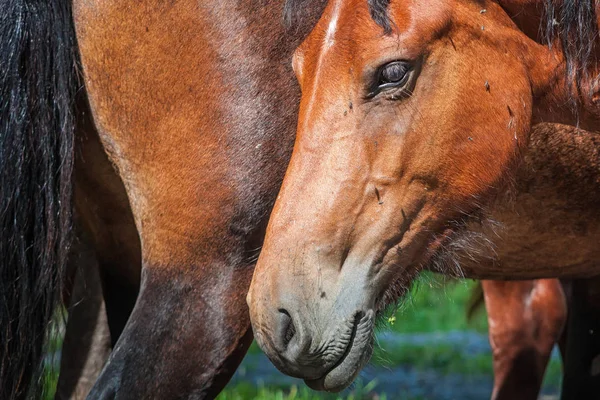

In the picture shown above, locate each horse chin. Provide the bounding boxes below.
[305,311,375,392]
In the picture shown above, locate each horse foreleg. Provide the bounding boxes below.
[483,279,566,400]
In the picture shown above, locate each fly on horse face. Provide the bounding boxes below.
[248,0,600,393]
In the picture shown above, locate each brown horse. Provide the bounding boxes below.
[247,0,600,394]
[0,0,325,399]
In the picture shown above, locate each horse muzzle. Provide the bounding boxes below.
[250,295,375,392]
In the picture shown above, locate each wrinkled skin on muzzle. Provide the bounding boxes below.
[248,0,560,391]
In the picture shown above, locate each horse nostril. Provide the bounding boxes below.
[277,308,296,349]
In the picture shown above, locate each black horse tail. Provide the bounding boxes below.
[0,0,78,398]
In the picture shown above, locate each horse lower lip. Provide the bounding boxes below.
[305,311,375,392]
[303,337,371,392]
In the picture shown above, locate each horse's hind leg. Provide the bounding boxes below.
[55,233,111,400]
[482,279,566,400]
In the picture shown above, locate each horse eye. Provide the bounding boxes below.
[379,61,410,87]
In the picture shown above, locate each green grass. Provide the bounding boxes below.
[373,343,490,374]
[216,380,431,400]
[42,312,65,400]
[42,366,60,400]
[216,380,388,400]
[543,359,563,388]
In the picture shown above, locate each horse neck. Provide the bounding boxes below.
[458,123,600,280]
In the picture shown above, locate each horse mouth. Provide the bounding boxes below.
[304,310,375,392]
